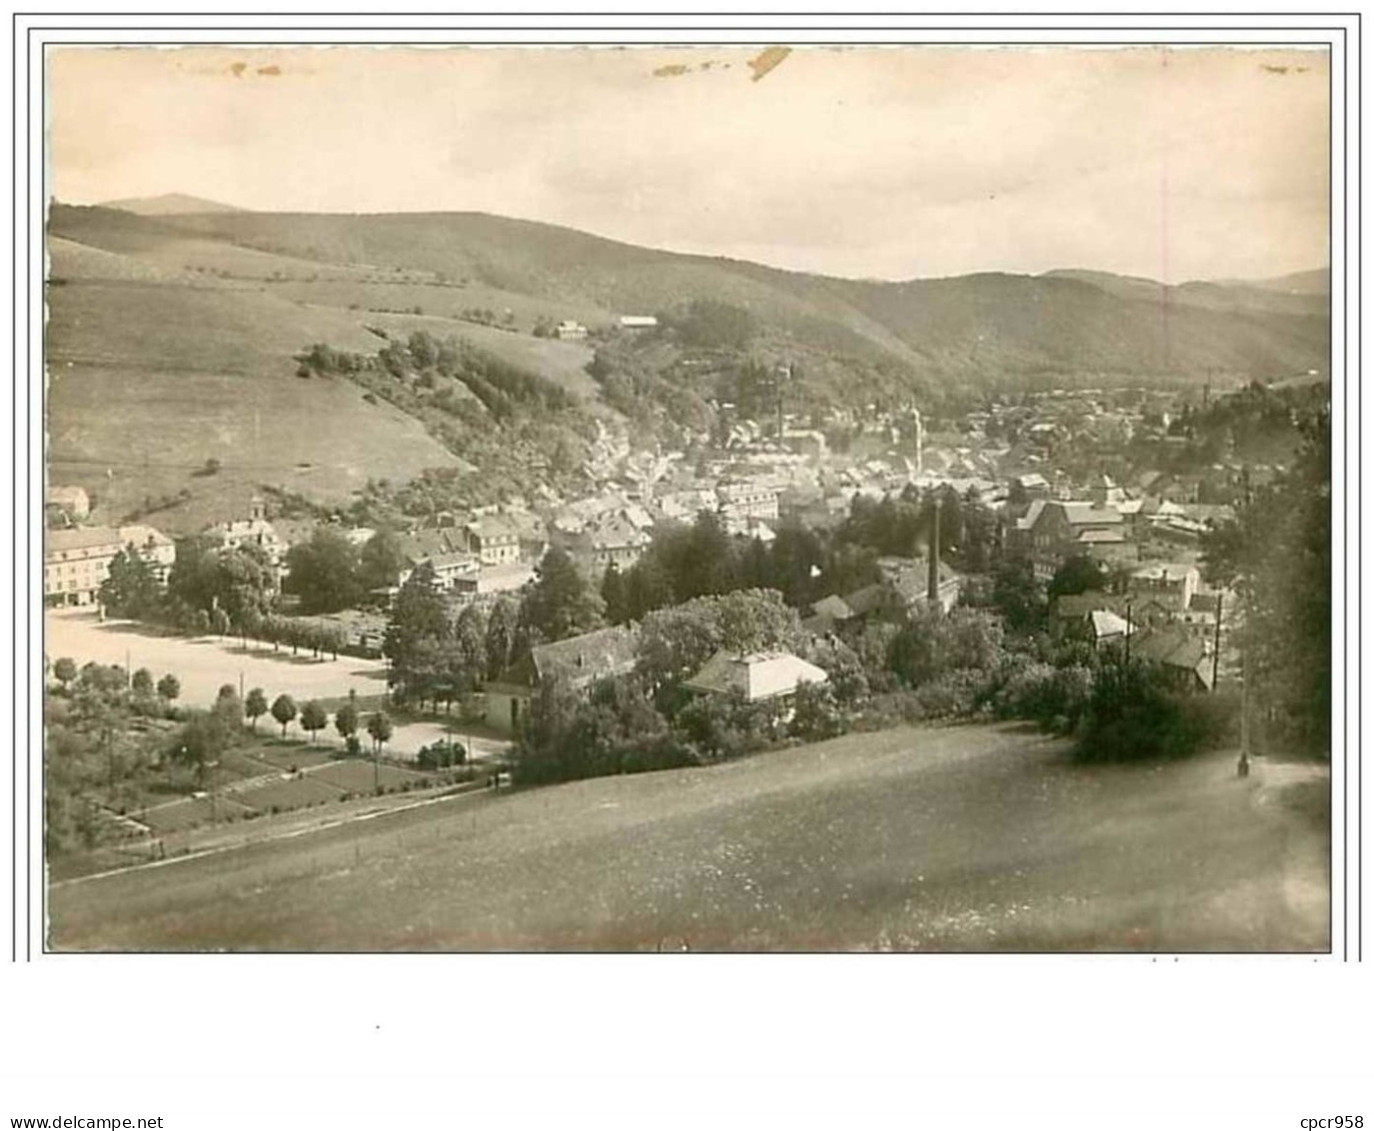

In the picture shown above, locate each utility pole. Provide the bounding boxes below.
[1238,646,1251,778]
[1124,600,1133,666]
[1210,592,1223,692]
[927,495,942,609]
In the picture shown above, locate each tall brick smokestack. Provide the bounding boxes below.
[928,495,941,607]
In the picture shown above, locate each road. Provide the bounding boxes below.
[47,723,1330,952]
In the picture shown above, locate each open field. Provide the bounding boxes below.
[45,609,390,709]
[47,723,1329,953]
[45,277,464,530]
[45,611,509,763]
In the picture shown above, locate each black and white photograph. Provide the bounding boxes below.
[34,38,1337,954]
[4,11,1368,1131]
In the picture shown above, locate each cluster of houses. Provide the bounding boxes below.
[48,373,1262,744]
[481,621,831,736]
[1048,560,1230,692]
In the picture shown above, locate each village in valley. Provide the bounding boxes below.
[40,43,1332,953]
[43,289,1329,952]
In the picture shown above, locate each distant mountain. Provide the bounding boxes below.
[75,206,1324,380]
[1240,268,1330,296]
[97,192,247,216]
[43,201,1331,522]
[1042,267,1329,318]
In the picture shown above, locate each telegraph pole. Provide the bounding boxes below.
[1238,647,1251,778]
[1124,600,1133,666]
[1210,592,1223,692]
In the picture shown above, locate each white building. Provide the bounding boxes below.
[206,496,286,568]
[464,515,521,567]
[46,485,90,519]
[398,551,480,596]
[717,480,780,534]
[44,523,175,606]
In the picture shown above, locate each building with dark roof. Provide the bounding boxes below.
[484,625,640,734]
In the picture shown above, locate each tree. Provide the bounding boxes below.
[53,657,77,688]
[213,686,244,733]
[601,562,628,625]
[215,545,278,627]
[270,693,298,738]
[358,529,407,595]
[1076,660,1204,763]
[98,550,161,618]
[519,547,605,646]
[1203,408,1330,754]
[673,298,755,351]
[408,329,437,369]
[244,687,268,732]
[300,700,328,745]
[156,673,180,702]
[167,535,223,615]
[366,711,393,755]
[383,561,450,701]
[664,512,737,601]
[447,603,489,697]
[334,702,359,748]
[168,710,234,783]
[989,554,1048,636]
[484,596,519,680]
[284,527,363,614]
[887,605,1004,690]
[130,668,154,697]
[1048,555,1110,600]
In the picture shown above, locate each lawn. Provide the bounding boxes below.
[47,723,1330,953]
[308,760,431,793]
[247,740,340,771]
[231,775,348,813]
[45,278,463,531]
[140,795,258,836]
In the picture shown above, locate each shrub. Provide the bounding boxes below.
[908,668,991,721]
[790,681,848,741]
[416,740,466,771]
[1076,661,1213,762]
[996,660,1095,734]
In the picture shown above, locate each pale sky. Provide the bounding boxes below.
[48,45,1330,283]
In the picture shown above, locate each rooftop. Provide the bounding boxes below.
[683,650,828,702]
[46,526,120,554]
[530,625,640,691]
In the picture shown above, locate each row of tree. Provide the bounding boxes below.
[170,686,395,784]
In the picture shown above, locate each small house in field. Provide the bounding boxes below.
[682,650,828,704]
[484,625,640,734]
[618,315,659,331]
